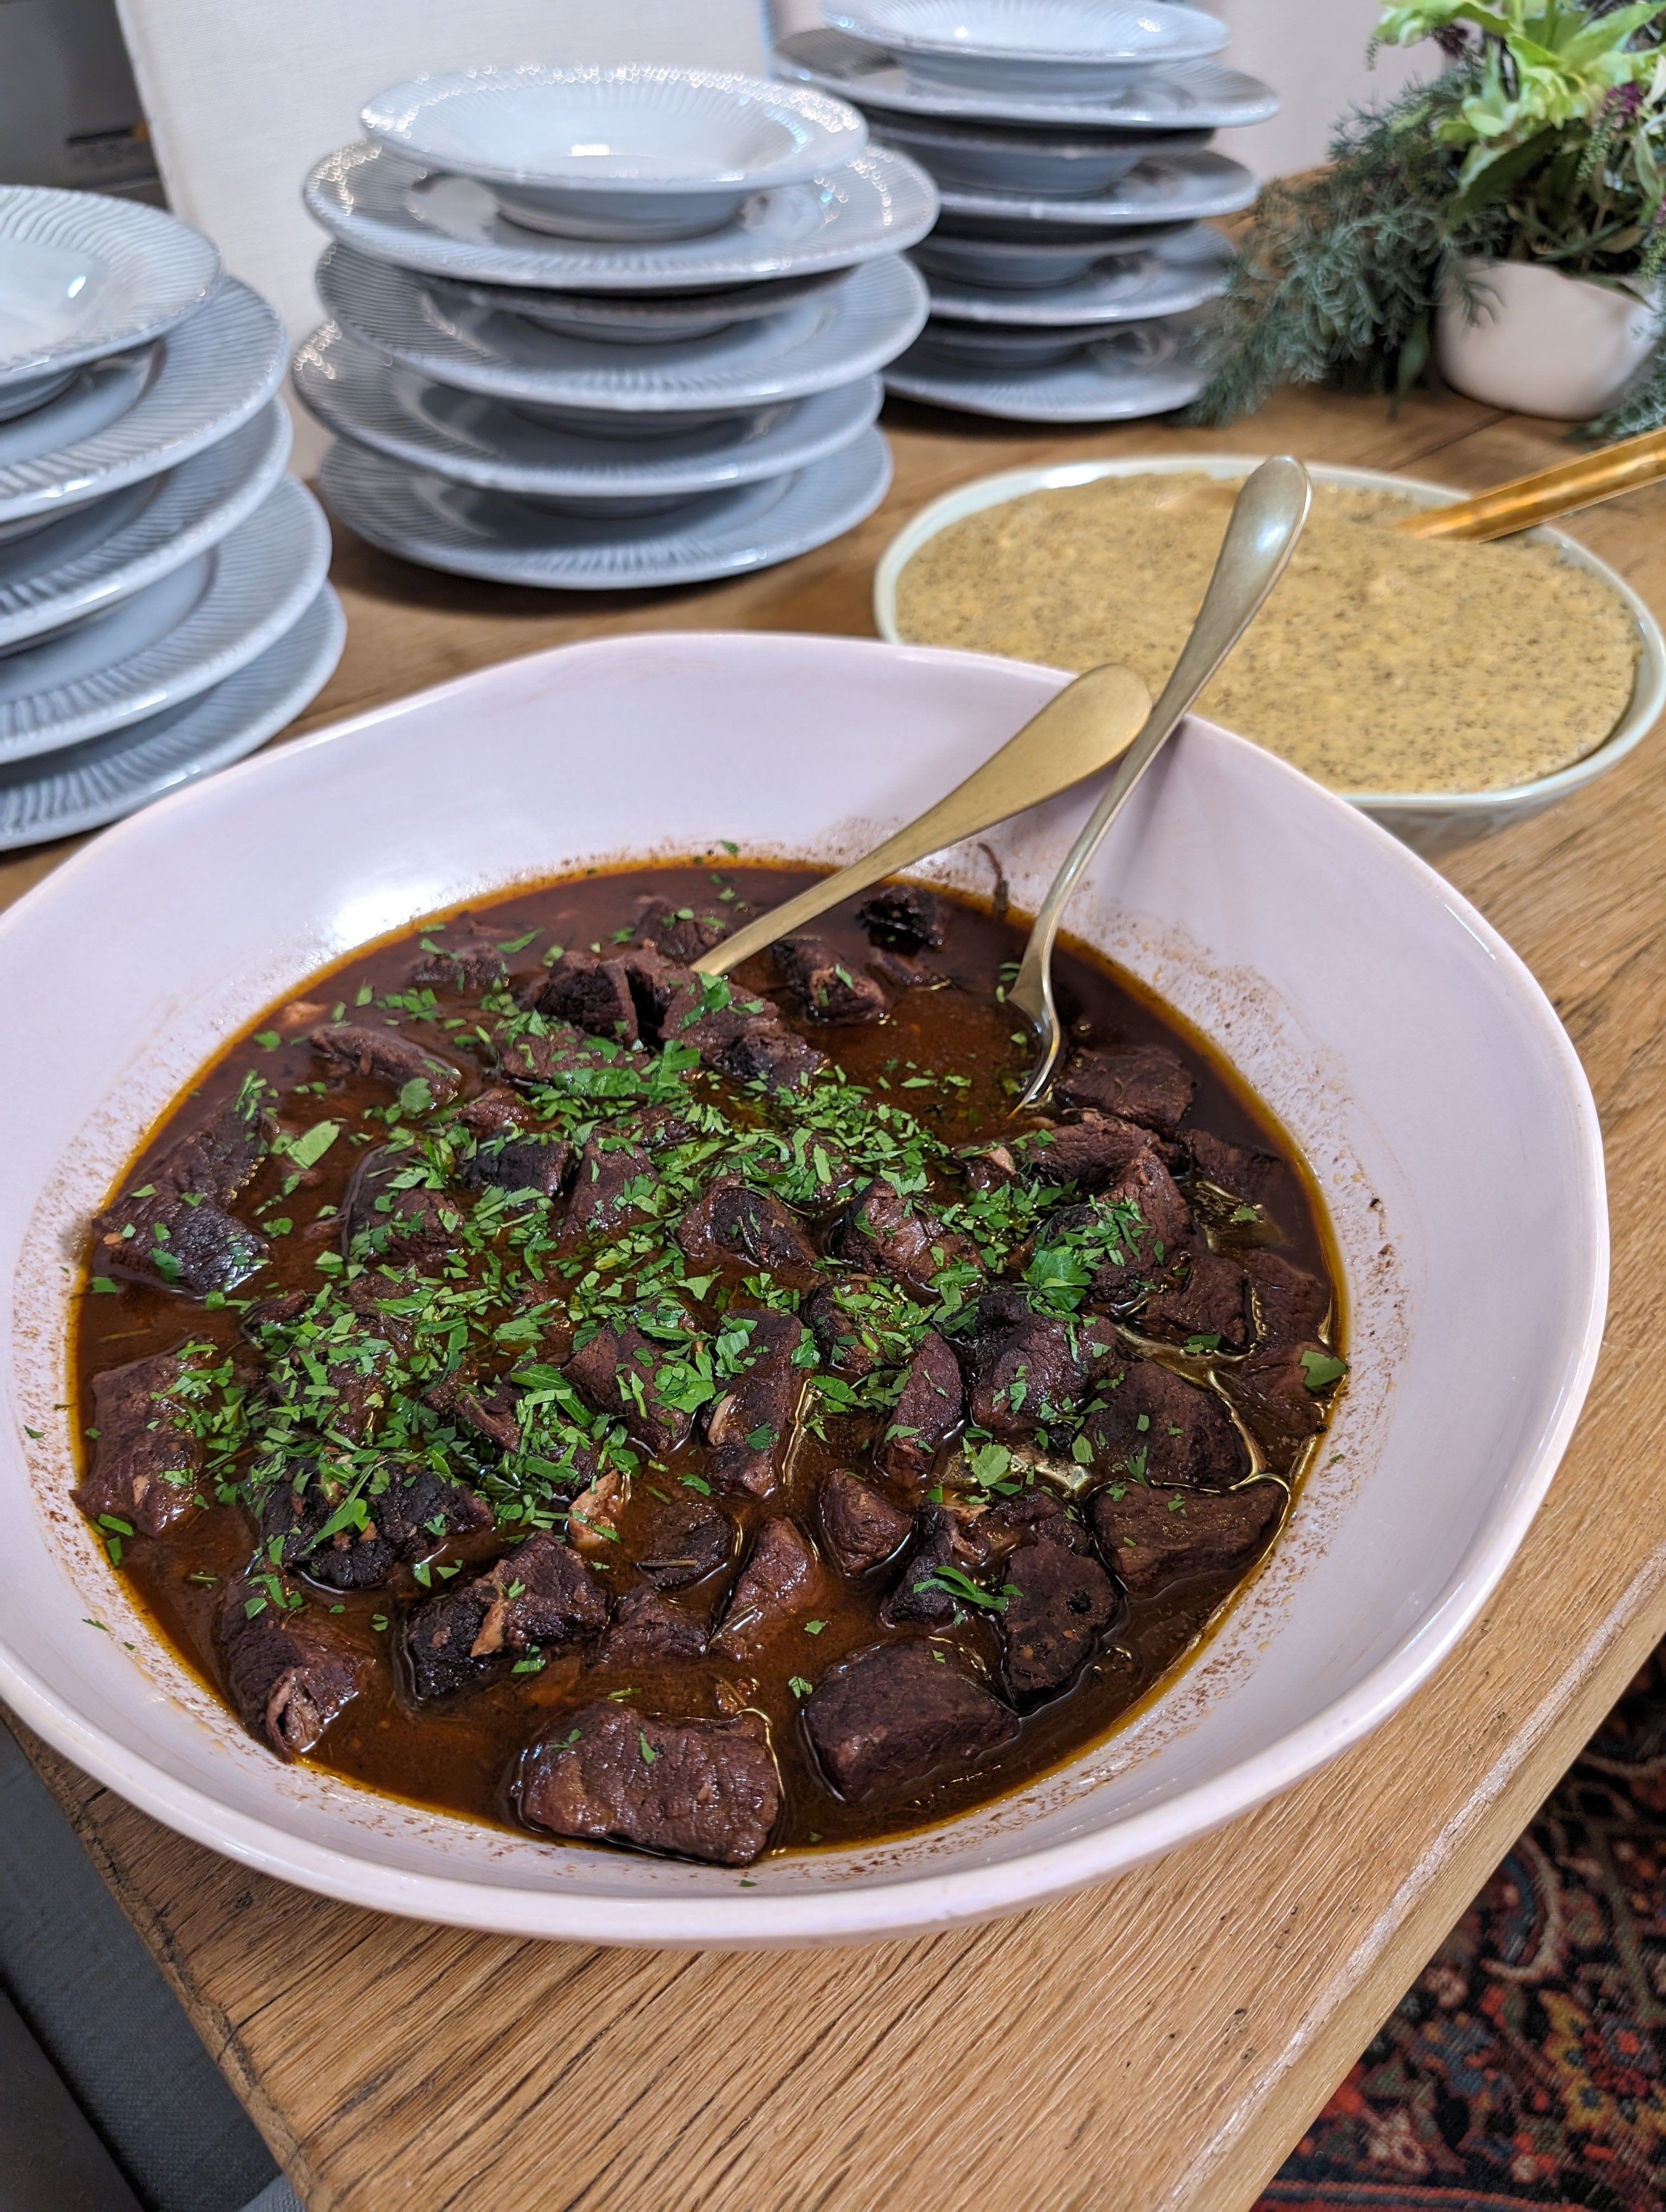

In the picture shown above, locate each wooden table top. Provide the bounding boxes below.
[11,382,1666,2212]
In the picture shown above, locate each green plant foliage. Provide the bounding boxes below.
[1189,5,1666,435]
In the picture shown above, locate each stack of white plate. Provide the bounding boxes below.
[0,188,341,851]
[775,1,1273,421]
[298,64,939,590]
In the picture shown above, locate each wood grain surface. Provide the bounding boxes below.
[11,382,1666,2212]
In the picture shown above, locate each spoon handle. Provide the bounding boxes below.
[1007,455,1313,1109]
[693,660,1151,976]
[1398,425,1666,543]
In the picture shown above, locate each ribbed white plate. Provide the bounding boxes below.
[426,263,849,342]
[0,400,291,650]
[0,584,344,850]
[775,29,1277,128]
[826,0,1228,66]
[362,65,863,192]
[0,475,331,762]
[868,110,1212,195]
[920,226,1230,324]
[937,148,1254,223]
[0,281,289,527]
[320,426,892,587]
[315,243,928,408]
[887,319,1202,417]
[297,328,882,496]
[0,187,222,390]
[303,142,939,290]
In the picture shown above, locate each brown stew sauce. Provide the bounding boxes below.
[73,865,1340,1859]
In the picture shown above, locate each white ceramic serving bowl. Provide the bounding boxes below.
[361,65,866,241]
[0,629,1604,1946]
[824,0,1229,95]
[868,111,1212,197]
[875,454,1666,856]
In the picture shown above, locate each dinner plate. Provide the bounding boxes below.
[916,216,1198,284]
[934,149,1255,225]
[361,66,866,240]
[0,280,289,528]
[0,628,1605,1945]
[887,318,1203,416]
[0,474,330,763]
[303,142,939,291]
[426,263,850,344]
[315,243,929,409]
[918,227,1230,323]
[774,29,1278,129]
[0,187,222,394]
[825,0,1228,97]
[296,328,882,498]
[0,400,291,651]
[867,111,1213,196]
[319,425,891,587]
[0,583,344,850]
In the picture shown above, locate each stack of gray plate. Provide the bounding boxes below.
[0,187,340,850]
[775,0,1273,421]
[298,63,939,590]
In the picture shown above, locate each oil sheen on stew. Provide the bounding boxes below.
[73,865,1345,1869]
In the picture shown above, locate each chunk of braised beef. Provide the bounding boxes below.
[977,1490,1089,1558]
[877,1329,964,1487]
[1185,1128,1283,1207]
[565,1322,691,1458]
[1019,1113,1154,1191]
[704,1310,808,1498]
[857,882,947,950]
[261,1459,489,1590]
[724,1020,825,1091]
[517,1704,780,1867]
[408,912,509,990]
[91,1192,266,1298]
[456,1380,521,1453]
[402,1532,605,1700]
[631,895,729,965]
[832,1176,982,1297]
[1244,1251,1331,1347]
[340,1149,455,1268]
[463,1130,572,1200]
[1143,1245,1251,1351]
[1001,1540,1117,1700]
[73,1351,203,1538]
[149,1096,268,1208]
[458,1085,524,1136]
[803,1275,911,1378]
[1228,1343,1334,1452]
[565,1136,656,1233]
[1091,1480,1283,1596]
[494,1017,629,1086]
[818,1470,914,1577]
[805,1641,1015,1803]
[713,1516,830,1661]
[1083,1359,1248,1491]
[633,1500,732,1591]
[1056,1043,1195,1136]
[880,1503,989,1628]
[772,936,887,1026]
[658,976,825,1092]
[220,1589,369,1760]
[593,1583,708,1670]
[965,1301,1105,1437]
[531,949,643,1044]
[676,1178,820,1289]
[310,1023,461,1105]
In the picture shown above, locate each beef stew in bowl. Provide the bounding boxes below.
[75,862,1342,1869]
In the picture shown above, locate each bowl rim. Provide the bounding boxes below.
[871,452,1666,817]
[824,0,1230,67]
[360,63,866,196]
[0,627,1609,1945]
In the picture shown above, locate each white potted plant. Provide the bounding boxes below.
[1193,0,1666,433]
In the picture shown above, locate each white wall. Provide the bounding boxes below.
[114,0,772,466]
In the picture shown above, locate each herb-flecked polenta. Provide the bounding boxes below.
[893,473,1639,793]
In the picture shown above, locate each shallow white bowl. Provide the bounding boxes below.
[362,66,865,241]
[825,0,1229,95]
[0,629,1604,1945]
[0,187,222,390]
[874,454,1666,856]
[868,111,1211,196]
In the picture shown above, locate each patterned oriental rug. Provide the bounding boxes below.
[1258,1654,1666,2212]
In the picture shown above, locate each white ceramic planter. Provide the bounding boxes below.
[1436,258,1659,421]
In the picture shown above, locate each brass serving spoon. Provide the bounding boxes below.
[692,659,1151,978]
[1006,454,1313,1111]
[1399,423,1666,542]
